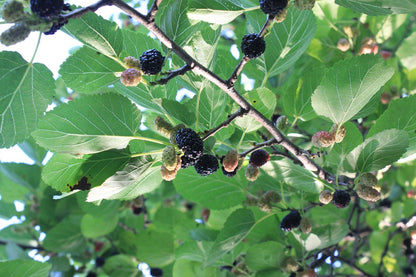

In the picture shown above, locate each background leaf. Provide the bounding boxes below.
[0,51,55,147]
[0,259,51,277]
[312,55,394,124]
[396,32,416,70]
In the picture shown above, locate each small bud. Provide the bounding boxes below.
[331,124,346,143]
[0,22,30,46]
[222,149,239,172]
[162,146,177,171]
[120,68,142,87]
[311,131,335,148]
[244,195,258,206]
[201,208,210,222]
[154,116,173,137]
[358,173,378,187]
[299,217,312,234]
[319,190,333,205]
[245,163,260,181]
[380,92,391,104]
[123,56,140,69]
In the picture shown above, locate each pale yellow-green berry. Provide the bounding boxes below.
[162,146,177,171]
[1,1,24,22]
[154,116,174,137]
[331,124,346,143]
[245,163,260,181]
[294,0,315,10]
[0,22,30,46]
[299,217,312,234]
[319,190,333,205]
[222,149,239,172]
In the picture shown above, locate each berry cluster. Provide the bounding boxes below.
[319,189,351,208]
[355,173,381,202]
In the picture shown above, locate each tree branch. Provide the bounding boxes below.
[202,108,248,141]
[150,64,191,85]
[147,0,163,22]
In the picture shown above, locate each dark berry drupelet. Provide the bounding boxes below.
[222,166,238,177]
[249,149,270,167]
[140,49,165,75]
[150,267,163,277]
[86,272,97,277]
[175,128,203,161]
[259,0,289,15]
[332,190,351,208]
[95,257,105,267]
[241,33,266,59]
[280,210,301,232]
[30,0,64,19]
[43,20,67,35]
[181,155,198,169]
[195,154,219,176]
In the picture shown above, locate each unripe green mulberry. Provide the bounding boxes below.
[244,195,258,206]
[162,146,177,171]
[258,198,272,213]
[263,190,281,203]
[1,1,25,22]
[154,116,173,137]
[245,163,260,181]
[222,149,239,172]
[276,115,288,130]
[160,156,181,181]
[319,190,333,205]
[294,0,315,10]
[356,185,381,202]
[358,173,378,187]
[274,7,288,23]
[0,22,30,46]
[120,68,141,87]
[311,131,335,148]
[280,256,299,273]
[299,217,312,234]
[123,56,140,69]
[331,124,346,143]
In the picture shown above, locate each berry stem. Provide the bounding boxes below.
[239,138,276,158]
[201,108,248,141]
[150,64,191,85]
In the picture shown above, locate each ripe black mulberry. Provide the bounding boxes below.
[249,149,270,167]
[259,0,289,16]
[175,128,203,162]
[241,33,266,59]
[140,49,165,75]
[195,154,219,176]
[332,190,351,208]
[280,210,302,231]
[150,267,163,277]
[30,0,64,19]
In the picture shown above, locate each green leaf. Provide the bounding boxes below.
[87,156,162,202]
[121,29,160,58]
[0,259,51,277]
[174,168,246,210]
[282,62,324,121]
[0,225,38,246]
[311,55,394,124]
[156,0,197,47]
[160,99,196,126]
[0,168,29,203]
[136,229,174,267]
[103,255,141,277]
[63,13,123,57]
[17,136,47,166]
[245,241,285,271]
[172,259,217,277]
[0,163,41,191]
[249,8,316,78]
[59,46,122,94]
[397,32,416,70]
[0,51,54,147]
[205,208,255,266]
[42,151,131,193]
[42,216,87,253]
[345,129,409,173]
[32,93,141,155]
[336,0,416,15]
[235,88,276,132]
[367,95,416,158]
[81,212,119,238]
[0,201,15,219]
[260,160,324,194]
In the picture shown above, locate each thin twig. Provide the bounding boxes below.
[150,64,191,85]
[202,108,248,141]
[239,138,277,158]
[61,0,112,22]
[146,0,163,21]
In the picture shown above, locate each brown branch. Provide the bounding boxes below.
[147,0,163,21]
[239,138,277,158]
[202,108,249,141]
[150,64,191,85]
[61,0,113,22]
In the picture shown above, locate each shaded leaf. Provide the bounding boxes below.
[245,241,285,271]
[0,259,51,277]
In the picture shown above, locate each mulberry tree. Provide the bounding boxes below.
[1,0,416,276]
